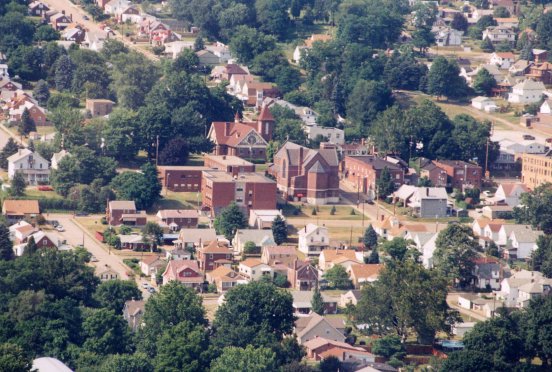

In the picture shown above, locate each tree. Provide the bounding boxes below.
[100,353,153,372]
[0,343,32,372]
[193,36,204,51]
[213,281,294,349]
[434,225,479,287]
[319,356,341,372]
[363,225,378,249]
[142,222,163,251]
[377,167,395,199]
[323,265,352,289]
[531,235,552,277]
[243,241,258,256]
[451,115,498,167]
[472,68,497,96]
[0,138,20,169]
[94,280,142,313]
[255,0,291,39]
[10,171,26,197]
[427,57,468,99]
[154,320,211,371]
[451,13,468,32]
[412,26,435,53]
[272,215,288,245]
[214,202,247,240]
[33,80,50,106]
[346,80,393,136]
[101,39,129,59]
[525,295,552,365]
[24,236,37,256]
[110,163,160,211]
[102,109,140,161]
[211,345,278,372]
[513,183,552,234]
[366,247,380,264]
[440,350,494,372]
[54,55,75,91]
[311,284,324,315]
[19,108,36,135]
[372,335,406,359]
[480,37,495,52]
[356,260,454,344]
[158,137,189,165]
[82,308,133,355]
[380,238,416,262]
[493,6,510,18]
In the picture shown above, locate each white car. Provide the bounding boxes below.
[90,255,98,262]
[56,225,65,232]
[142,282,150,289]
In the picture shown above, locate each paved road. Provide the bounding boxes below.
[42,0,159,61]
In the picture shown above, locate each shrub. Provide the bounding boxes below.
[311,208,317,216]
[350,208,356,215]
[330,206,336,215]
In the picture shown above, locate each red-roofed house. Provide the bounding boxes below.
[208,107,274,161]
[490,52,516,69]
[347,264,382,288]
[156,209,199,231]
[197,240,233,272]
[493,183,529,206]
[162,260,203,289]
[288,260,318,291]
[303,338,377,363]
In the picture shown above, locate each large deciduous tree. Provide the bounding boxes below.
[513,183,552,234]
[211,345,278,372]
[271,215,288,245]
[434,225,479,287]
[93,280,142,313]
[214,202,247,240]
[427,57,468,99]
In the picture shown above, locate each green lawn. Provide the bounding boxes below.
[152,191,200,211]
[25,188,63,200]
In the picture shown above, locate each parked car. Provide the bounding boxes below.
[90,255,98,262]
[38,185,53,191]
[523,134,535,140]
[75,212,89,217]
[56,225,65,232]
[142,282,149,289]
[148,287,156,293]
[83,15,89,20]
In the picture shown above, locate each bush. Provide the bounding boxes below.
[119,225,132,235]
[101,216,107,225]
[330,206,336,215]
[350,208,355,215]
[37,198,78,211]
[35,214,46,225]
[311,208,317,216]
[273,274,289,288]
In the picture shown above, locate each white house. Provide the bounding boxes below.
[248,209,284,229]
[541,99,552,114]
[482,25,516,44]
[232,229,275,254]
[50,150,70,170]
[293,46,308,64]
[238,258,273,281]
[489,52,515,69]
[104,0,129,15]
[508,79,545,104]
[507,226,544,259]
[404,187,448,218]
[471,96,497,112]
[206,42,232,63]
[304,126,345,145]
[432,27,463,46]
[7,149,50,185]
[0,63,8,77]
[492,183,529,207]
[472,257,501,290]
[298,224,329,256]
[499,270,552,308]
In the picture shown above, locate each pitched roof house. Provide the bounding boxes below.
[298,224,330,256]
[319,249,361,271]
[347,264,382,288]
[499,270,552,308]
[261,245,297,267]
[292,290,338,316]
[139,255,166,277]
[7,149,50,186]
[472,257,501,290]
[206,266,247,292]
[106,200,147,226]
[162,260,203,289]
[123,299,145,332]
[232,229,275,254]
[238,258,274,281]
[508,79,545,104]
[492,183,529,207]
[2,200,40,223]
[197,240,233,272]
[288,260,318,291]
[295,313,346,345]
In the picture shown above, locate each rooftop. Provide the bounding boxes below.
[203,170,275,184]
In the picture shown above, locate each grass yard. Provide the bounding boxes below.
[152,191,200,211]
[77,216,105,237]
[284,204,365,221]
[25,188,63,200]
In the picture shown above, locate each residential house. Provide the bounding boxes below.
[342,156,405,200]
[420,162,448,187]
[218,64,249,81]
[295,313,346,345]
[174,228,217,251]
[119,234,149,250]
[508,79,545,104]
[85,99,114,117]
[238,258,274,281]
[106,201,147,226]
[50,150,70,170]
[526,61,552,85]
[196,240,233,272]
[457,293,503,318]
[304,126,345,145]
[98,266,119,281]
[104,0,129,15]
[2,200,40,223]
[163,40,194,59]
[9,221,38,244]
[292,290,338,316]
[237,81,279,107]
[50,12,72,30]
[196,50,219,66]
[293,34,332,64]
[201,171,277,216]
[471,96,497,112]
[28,1,50,16]
[206,42,232,63]
[270,142,340,205]
[347,264,382,288]
[319,250,361,271]
[373,216,402,241]
[204,154,255,176]
[156,209,199,231]
[394,185,448,218]
[298,224,330,256]
[303,338,376,363]
[509,59,532,76]
[232,229,275,255]
[261,245,297,267]
[7,149,49,186]
[13,230,60,256]
[473,257,501,290]
[534,49,548,63]
[165,247,191,261]
[495,17,520,28]
[228,74,257,95]
[483,205,514,220]
[139,255,165,277]
[118,5,141,23]
[8,101,49,126]
[205,266,247,292]
[499,270,552,308]
[432,26,463,46]
[433,160,483,189]
[62,26,86,44]
[340,289,362,307]
[162,260,203,289]
[288,260,318,290]
[492,183,529,206]
[507,225,544,259]
[123,299,145,332]
[208,107,274,160]
[248,209,284,229]
[157,165,206,192]
[482,25,516,44]
[489,52,515,69]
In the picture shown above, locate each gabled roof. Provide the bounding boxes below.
[224,64,248,75]
[124,299,145,316]
[320,250,359,264]
[258,105,274,121]
[3,200,40,215]
[298,223,327,238]
[348,264,382,280]
[201,240,232,254]
[157,209,199,219]
[239,258,265,268]
[178,228,217,244]
[513,79,545,91]
[209,121,266,147]
[141,255,164,266]
[295,313,345,339]
[263,245,297,256]
[109,200,136,210]
[164,260,202,282]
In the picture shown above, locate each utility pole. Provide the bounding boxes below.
[155,135,159,166]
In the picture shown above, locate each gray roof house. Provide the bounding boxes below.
[232,229,275,254]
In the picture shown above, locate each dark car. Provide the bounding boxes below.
[148,287,156,293]
[83,15,89,20]
[75,212,89,217]
[523,134,535,140]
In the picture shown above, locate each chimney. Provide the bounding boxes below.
[426,187,429,196]
[304,225,307,232]
[62,10,65,15]
[380,214,384,221]
[224,122,231,137]
[234,112,240,123]
[299,147,304,165]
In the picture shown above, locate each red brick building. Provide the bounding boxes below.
[201,170,277,216]
[106,200,147,226]
[288,260,318,291]
[162,260,204,290]
[342,155,405,199]
[420,162,448,187]
[432,160,483,190]
[203,155,255,176]
[197,240,234,272]
[156,209,199,231]
[270,142,339,205]
[158,166,208,192]
[207,107,274,161]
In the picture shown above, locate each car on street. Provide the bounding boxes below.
[83,15,89,20]
[142,282,150,289]
[148,287,156,293]
[90,255,98,262]
[56,225,65,232]
[523,134,535,140]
